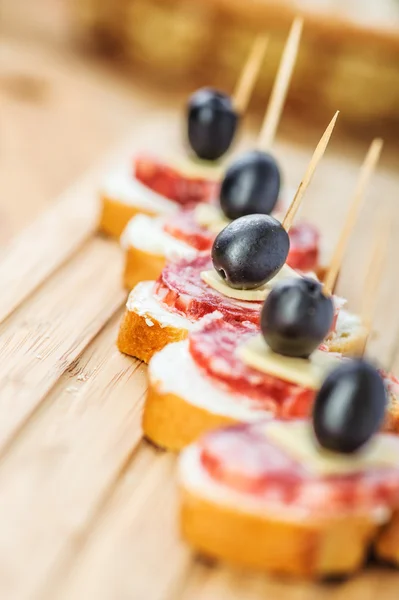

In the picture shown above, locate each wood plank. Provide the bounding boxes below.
[0,132,138,324]
[177,562,399,600]
[51,448,191,600]
[0,236,125,452]
[0,33,152,243]
[0,174,98,324]
[0,312,147,599]
[0,33,185,322]
[0,145,396,600]
[39,443,399,600]
[1,25,398,600]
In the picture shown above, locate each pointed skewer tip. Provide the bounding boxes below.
[282,110,339,233]
[323,136,383,296]
[232,34,269,114]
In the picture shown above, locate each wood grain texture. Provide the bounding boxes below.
[0,25,398,600]
[53,448,190,600]
[0,237,125,453]
[0,314,145,599]
[0,175,99,324]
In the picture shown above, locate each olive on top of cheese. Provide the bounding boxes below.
[313,359,387,454]
[211,214,290,290]
[261,277,334,359]
[220,150,281,220]
[187,88,239,161]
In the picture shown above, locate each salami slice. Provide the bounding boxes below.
[286,223,319,273]
[134,155,218,206]
[200,423,399,513]
[154,254,262,325]
[164,207,320,272]
[189,317,314,416]
[383,371,399,396]
[163,209,214,251]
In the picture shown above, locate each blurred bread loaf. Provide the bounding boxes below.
[73,0,399,141]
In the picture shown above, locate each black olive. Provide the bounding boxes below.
[220,150,281,220]
[211,214,290,290]
[187,88,239,161]
[313,360,387,454]
[261,278,334,358]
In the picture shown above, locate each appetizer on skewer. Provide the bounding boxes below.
[98,35,268,237]
[118,113,370,365]
[144,279,338,451]
[178,360,399,577]
[143,200,396,451]
[117,217,299,363]
[121,19,313,289]
[313,138,383,355]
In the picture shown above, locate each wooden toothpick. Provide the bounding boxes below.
[257,17,303,151]
[360,211,390,354]
[323,138,383,296]
[232,35,268,114]
[282,111,339,232]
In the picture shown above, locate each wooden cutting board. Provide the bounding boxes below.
[0,32,398,600]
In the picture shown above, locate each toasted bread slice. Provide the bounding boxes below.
[384,390,399,434]
[121,213,197,289]
[99,195,156,238]
[98,169,178,237]
[143,382,235,451]
[123,245,166,291]
[145,340,399,451]
[375,510,399,566]
[144,340,270,450]
[179,446,378,577]
[325,310,368,356]
[117,282,191,363]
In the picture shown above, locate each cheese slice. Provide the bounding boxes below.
[238,335,340,389]
[194,205,286,234]
[266,421,398,476]
[173,157,223,180]
[201,264,302,302]
[194,204,231,233]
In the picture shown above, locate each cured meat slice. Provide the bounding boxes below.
[163,209,214,251]
[163,207,320,271]
[200,423,399,514]
[189,317,314,416]
[154,255,262,325]
[287,222,319,272]
[134,155,218,206]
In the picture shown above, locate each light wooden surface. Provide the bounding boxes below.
[0,32,399,600]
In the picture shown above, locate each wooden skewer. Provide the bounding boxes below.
[257,17,303,151]
[232,35,268,114]
[323,138,383,295]
[360,210,390,354]
[282,111,339,232]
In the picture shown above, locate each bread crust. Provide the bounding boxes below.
[144,362,399,452]
[98,195,156,238]
[117,307,189,364]
[143,380,235,451]
[180,485,378,577]
[384,391,399,434]
[325,326,368,356]
[375,510,399,566]
[123,245,166,290]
